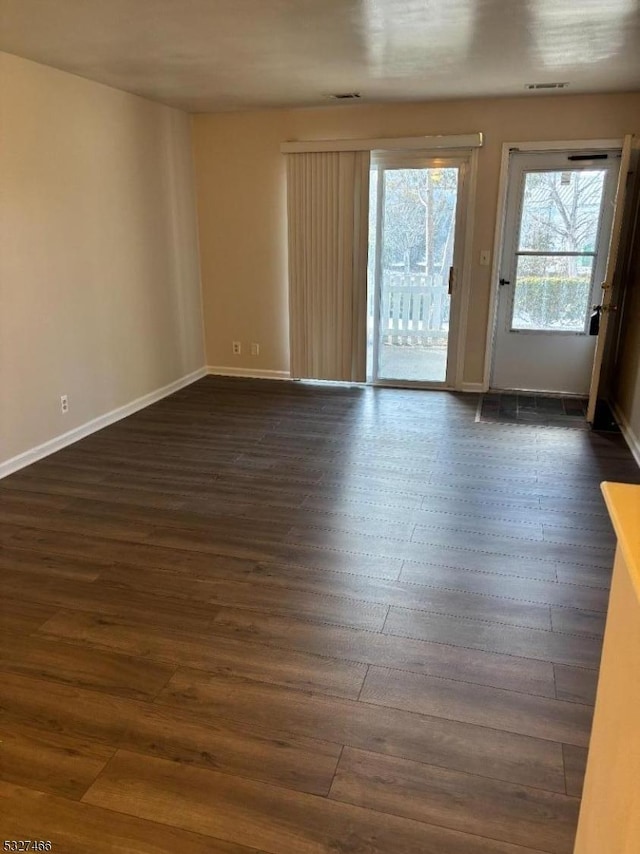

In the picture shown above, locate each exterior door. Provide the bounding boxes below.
[492,149,620,395]
[368,153,469,387]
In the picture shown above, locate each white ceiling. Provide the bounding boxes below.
[1,0,639,112]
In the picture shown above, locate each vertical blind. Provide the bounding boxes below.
[286,150,370,381]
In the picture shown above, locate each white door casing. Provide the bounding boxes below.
[587,134,636,423]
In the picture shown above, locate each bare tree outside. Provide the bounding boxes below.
[378,167,458,277]
[512,169,606,331]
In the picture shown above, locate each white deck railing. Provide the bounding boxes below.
[380,271,449,346]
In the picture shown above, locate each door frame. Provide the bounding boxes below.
[369,147,478,390]
[587,135,636,423]
[483,139,624,392]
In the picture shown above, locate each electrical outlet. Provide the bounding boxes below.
[251,342,260,356]
[60,394,69,414]
[480,250,491,266]
[232,341,241,355]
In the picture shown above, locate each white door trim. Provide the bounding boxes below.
[483,138,625,391]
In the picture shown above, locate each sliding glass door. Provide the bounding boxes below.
[368,154,469,386]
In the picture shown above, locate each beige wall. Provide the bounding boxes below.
[192,92,640,382]
[0,52,205,466]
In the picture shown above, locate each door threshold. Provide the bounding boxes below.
[371,380,452,390]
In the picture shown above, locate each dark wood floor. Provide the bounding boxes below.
[1,376,639,853]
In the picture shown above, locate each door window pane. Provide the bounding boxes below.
[518,170,606,253]
[376,167,458,382]
[511,254,594,332]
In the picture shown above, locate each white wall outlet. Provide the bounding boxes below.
[251,342,260,356]
[480,249,491,266]
[232,341,241,355]
[60,394,69,414]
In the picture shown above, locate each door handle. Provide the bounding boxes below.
[499,278,510,286]
[448,266,455,295]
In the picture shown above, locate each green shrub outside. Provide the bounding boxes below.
[513,276,591,330]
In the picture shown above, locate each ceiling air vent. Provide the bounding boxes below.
[327,92,361,100]
[525,82,570,90]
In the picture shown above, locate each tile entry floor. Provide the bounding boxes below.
[477,393,590,429]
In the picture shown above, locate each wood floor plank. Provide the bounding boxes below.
[408,512,546,541]
[2,460,109,483]
[288,525,567,581]
[383,606,602,669]
[410,526,613,570]
[247,564,553,629]
[0,597,57,636]
[218,476,425,510]
[0,672,341,796]
[304,493,552,529]
[96,563,390,630]
[410,506,613,534]
[1,529,259,578]
[553,665,599,706]
[562,745,588,797]
[0,473,189,510]
[97,558,553,631]
[64,497,291,536]
[427,474,605,501]
[425,485,610,515]
[0,634,174,700]
[205,578,389,629]
[234,456,439,494]
[0,489,73,512]
[542,525,616,549]
[549,606,606,638]
[330,747,579,853]
[538,496,611,517]
[0,566,220,631]
[0,544,108,581]
[38,610,368,699]
[208,607,558,697]
[0,781,261,854]
[155,668,567,792]
[359,666,593,746]
[81,750,552,854]
[0,722,114,799]
[400,561,610,611]
[420,487,542,512]
[554,562,614,587]
[146,528,404,580]
[0,509,156,543]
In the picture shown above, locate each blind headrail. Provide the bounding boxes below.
[280,133,483,154]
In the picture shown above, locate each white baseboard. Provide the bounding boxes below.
[611,400,640,468]
[0,367,208,480]
[460,382,486,393]
[207,366,291,381]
